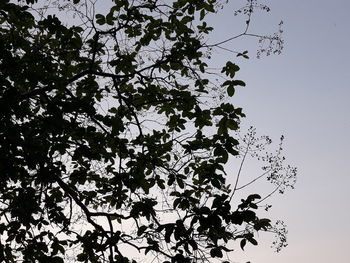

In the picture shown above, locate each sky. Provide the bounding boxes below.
[209,0,350,262]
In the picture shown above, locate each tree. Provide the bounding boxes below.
[0,0,295,262]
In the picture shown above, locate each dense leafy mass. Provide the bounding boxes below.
[0,0,295,262]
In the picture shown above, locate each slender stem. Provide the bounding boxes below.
[229,139,252,202]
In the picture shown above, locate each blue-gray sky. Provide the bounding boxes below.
[211,0,350,262]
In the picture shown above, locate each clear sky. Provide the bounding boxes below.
[210,0,350,262]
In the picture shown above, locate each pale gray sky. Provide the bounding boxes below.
[211,0,350,262]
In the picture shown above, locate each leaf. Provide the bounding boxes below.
[237,50,249,59]
[106,12,114,25]
[200,9,206,20]
[210,247,223,258]
[247,194,261,202]
[211,178,221,188]
[164,224,174,243]
[189,239,198,250]
[240,239,247,250]
[137,225,147,236]
[254,218,271,231]
[227,86,235,97]
[226,119,238,130]
[177,177,185,189]
[248,237,258,246]
[221,62,240,78]
[95,14,105,25]
[233,80,246,87]
[242,210,256,222]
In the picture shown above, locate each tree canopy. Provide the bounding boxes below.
[0,0,295,262]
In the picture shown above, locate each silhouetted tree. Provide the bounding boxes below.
[0,0,294,262]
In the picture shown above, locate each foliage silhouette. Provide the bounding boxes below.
[0,0,295,262]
